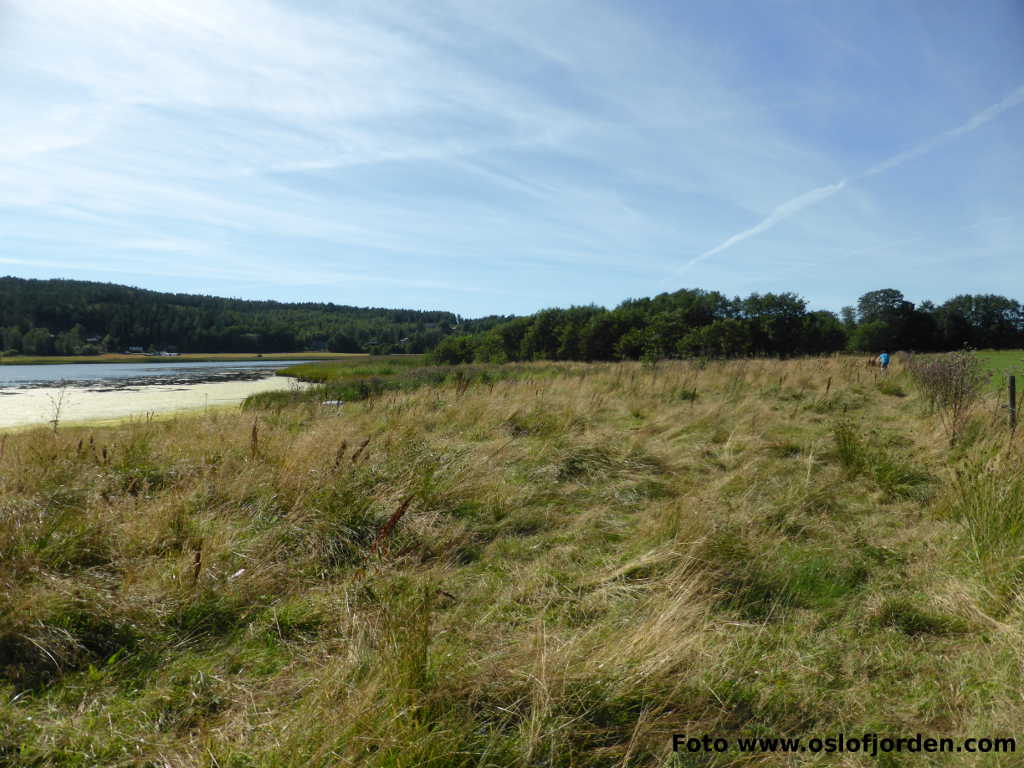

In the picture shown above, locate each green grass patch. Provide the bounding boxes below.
[831,419,932,500]
[976,348,1024,391]
[698,532,869,619]
[872,597,968,636]
[942,453,1024,606]
[876,378,907,397]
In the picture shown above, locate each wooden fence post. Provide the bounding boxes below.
[1010,375,1017,433]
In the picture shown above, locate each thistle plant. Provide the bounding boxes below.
[907,349,986,445]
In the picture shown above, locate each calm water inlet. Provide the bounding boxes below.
[0,360,309,389]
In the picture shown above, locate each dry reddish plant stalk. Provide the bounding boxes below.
[351,436,371,464]
[333,439,348,469]
[371,495,415,555]
[250,417,259,459]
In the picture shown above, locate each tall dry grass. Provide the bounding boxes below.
[0,356,1021,766]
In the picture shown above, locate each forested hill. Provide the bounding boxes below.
[5,277,1022,360]
[0,276,490,355]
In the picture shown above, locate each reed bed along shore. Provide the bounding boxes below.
[1,356,1022,767]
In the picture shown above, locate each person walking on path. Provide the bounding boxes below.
[878,350,890,373]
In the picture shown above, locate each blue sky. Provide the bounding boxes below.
[2,0,1022,317]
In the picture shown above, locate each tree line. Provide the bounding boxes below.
[0,276,484,356]
[431,288,1024,364]
[3,277,1021,361]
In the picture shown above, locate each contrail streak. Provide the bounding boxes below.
[675,179,847,277]
[671,84,1024,279]
[858,85,1024,179]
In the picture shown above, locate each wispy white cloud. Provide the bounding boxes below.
[2,0,1022,314]
[673,84,1024,280]
[113,237,211,254]
[0,253,481,294]
[844,214,1019,257]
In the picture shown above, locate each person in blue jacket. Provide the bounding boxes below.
[878,350,890,372]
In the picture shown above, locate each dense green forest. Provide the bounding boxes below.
[431,288,1024,363]
[2,277,1021,360]
[0,276,505,355]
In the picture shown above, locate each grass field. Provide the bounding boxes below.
[976,349,1024,388]
[0,352,381,366]
[1,354,1022,766]
[275,354,427,382]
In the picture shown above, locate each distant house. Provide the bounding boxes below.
[159,351,179,357]
[85,336,102,344]
[126,346,144,353]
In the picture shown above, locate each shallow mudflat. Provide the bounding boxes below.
[0,360,306,389]
[0,375,304,428]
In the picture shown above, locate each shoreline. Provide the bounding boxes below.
[0,375,308,430]
[0,352,373,366]
[2,368,284,392]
